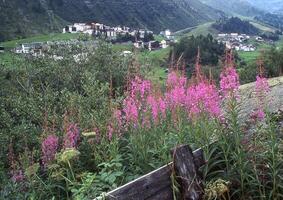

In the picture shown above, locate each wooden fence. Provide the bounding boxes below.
[99,145,205,200]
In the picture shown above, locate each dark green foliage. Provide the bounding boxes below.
[264,47,283,77]
[0,0,66,42]
[0,42,130,191]
[172,34,225,66]
[213,17,260,35]
[260,32,280,41]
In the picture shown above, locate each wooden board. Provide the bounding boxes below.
[101,147,205,200]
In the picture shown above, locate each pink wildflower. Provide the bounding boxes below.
[158,98,167,118]
[107,124,114,141]
[147,95,159,123]
[166,72,187,108]
[123,97,139,125]
[250,109,265,122]
[186,81,221,119]
[11,169,25,183]
[220,67,240,99]
[63,124,80,149]
[41,135,59,167]
[255,75,270,102]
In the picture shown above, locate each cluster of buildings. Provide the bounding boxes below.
[217,33,258,52]
[15,42,44,56]
[14,40,98,56]
[133,39,174,51]
[63,22,153,41]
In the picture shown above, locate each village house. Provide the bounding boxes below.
[134,41,144,48]
[0,46,4,53]
[15,42,44,55]
[217,33,256,51]
[145,41,160,51]
[160,40,168,49]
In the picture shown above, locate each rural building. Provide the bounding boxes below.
[0,46,4,53]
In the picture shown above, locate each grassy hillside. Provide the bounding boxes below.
[0,0,224,42]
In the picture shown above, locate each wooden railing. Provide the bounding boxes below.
[98,145,205,200]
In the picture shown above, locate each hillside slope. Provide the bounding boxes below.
[0,0,224,42]
[200,0,263,17]
[246,0,283,14]
[0,0,66,42]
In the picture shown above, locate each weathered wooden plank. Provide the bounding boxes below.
[102,148,204,200]
[106,163,173,200]
[172,145,204,200]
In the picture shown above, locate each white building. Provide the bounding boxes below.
[134,41,144,48]
[160,40,168,49]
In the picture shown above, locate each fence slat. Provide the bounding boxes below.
[101,147,204,200]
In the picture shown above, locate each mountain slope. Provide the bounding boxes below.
[0,0,225,42]
[246,0,283,13]
[200,0,263,17]
[0,0,66,42]
[50,0,224,32]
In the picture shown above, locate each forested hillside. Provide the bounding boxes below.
[0,0,66,42]
[0,0,224,42]
[213,17,259,35]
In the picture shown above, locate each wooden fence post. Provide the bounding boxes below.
[171,145,204,200]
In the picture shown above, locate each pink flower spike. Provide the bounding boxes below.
[41,135,59,167]
[63,124,80,149]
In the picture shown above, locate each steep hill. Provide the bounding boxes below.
[0,0,66,42]
[246,0,283,14]
[0,0,225,42]
[200,0,263,17]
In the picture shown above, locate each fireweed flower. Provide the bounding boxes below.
[251,75,270,121]
[123,97,139,125]
[129,76,151,99]
[41,135,59,167]
[186,81,221,119]
[220,67,240,99]
[107,124,114,141]
[63,124,80,149]
[147,95,159,123]
[250,109,265,122]
[166,72,187,108]
[11,169,25,183]
[255,75,270,103]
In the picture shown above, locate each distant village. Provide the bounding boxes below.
[10,22,175,56]
[217,33,266,52]
[63,22,175,50]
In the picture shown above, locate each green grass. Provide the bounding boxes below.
[112,43,133,52]
[185,22,219,37]
[154,35,166,42]
[238,51,261,64]
[0,52,24,69]
[138,48,170,83]
[0,33,81,49]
